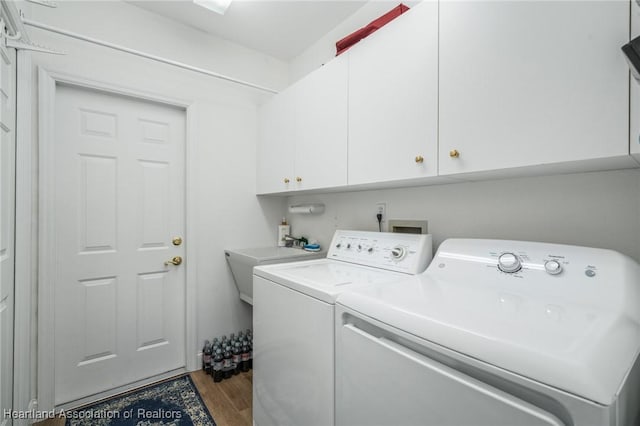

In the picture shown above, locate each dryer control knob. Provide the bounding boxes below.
[391,246,406,260]
[498,253,521,273]
[544,260,563,275]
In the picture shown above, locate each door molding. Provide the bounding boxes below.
[14,49,35,415]
[37,67,199,410]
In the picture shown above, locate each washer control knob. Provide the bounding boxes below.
[357,244,362,252]
[498,253,521,273]
[368,247,374,253]
[391,246,406,260]
[544,260,563,275]
[346,244,351,249]
[335,243,341,249]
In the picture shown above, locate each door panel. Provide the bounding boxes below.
[0,45,15,426]
[136,271,170,350]
[53,85,186,405]
[78,155,117,252]
[77,277,117,366]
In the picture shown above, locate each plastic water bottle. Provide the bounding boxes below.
[223,345,233,379]
[240,341,250,372]
[247,340,253,370]
[202,341,212,374]
[233,342,242,375]
[212,348,224,383]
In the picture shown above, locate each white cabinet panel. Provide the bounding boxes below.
[257,56,348,194]
[256,90,295,194]
[294,55,348,191]
[348,1,438,185]
[439,1,630,176]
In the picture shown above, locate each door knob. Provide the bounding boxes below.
[449,149,460,158]
[172,237,183,246]
[165,256,183,266]
[415,155,424,163]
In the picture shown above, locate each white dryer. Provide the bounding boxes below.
[336,239,640,426]
[252,230,433,426]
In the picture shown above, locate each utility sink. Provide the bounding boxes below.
[224,247,325,305]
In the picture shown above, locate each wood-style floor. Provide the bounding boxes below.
[34,370,252,426]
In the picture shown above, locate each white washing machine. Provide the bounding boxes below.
[252,230,433,426]
[336,239,640,426]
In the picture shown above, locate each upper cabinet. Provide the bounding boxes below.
[257,1,636,195]
[256,88,295,194]
[348,1,439,185]
[439,1,630,176]
[294,54,349,191]
[256,55,348,194]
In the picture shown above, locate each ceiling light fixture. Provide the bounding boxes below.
[193,0,233,15]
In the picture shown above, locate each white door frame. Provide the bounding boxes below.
[14,49,36,416]
[37,67,199,411]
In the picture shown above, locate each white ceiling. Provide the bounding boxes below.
[128,0,368,60]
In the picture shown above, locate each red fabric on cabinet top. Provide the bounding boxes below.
[336,4,410,56]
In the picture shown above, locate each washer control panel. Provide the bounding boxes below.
[328,230,433,274]
[428,238,634,284]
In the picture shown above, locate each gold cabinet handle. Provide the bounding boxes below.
[164,256,183,266]
[449,149,460,158]
[284,178,290,184]
[415,155,424,163]
[296,177,302,183]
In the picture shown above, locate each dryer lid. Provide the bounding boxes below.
[337,238,640,406]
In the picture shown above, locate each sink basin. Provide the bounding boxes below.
[224,247,325,305]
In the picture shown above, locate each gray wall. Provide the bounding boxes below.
[286,169,640,262]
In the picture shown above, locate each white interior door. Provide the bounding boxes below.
[0,46,16,426]
[53,84,186,405]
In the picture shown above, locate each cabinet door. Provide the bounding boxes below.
[256,89,295,194]
[348,1,438,185]
[294,55,348,191]
[439,1,629,176]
